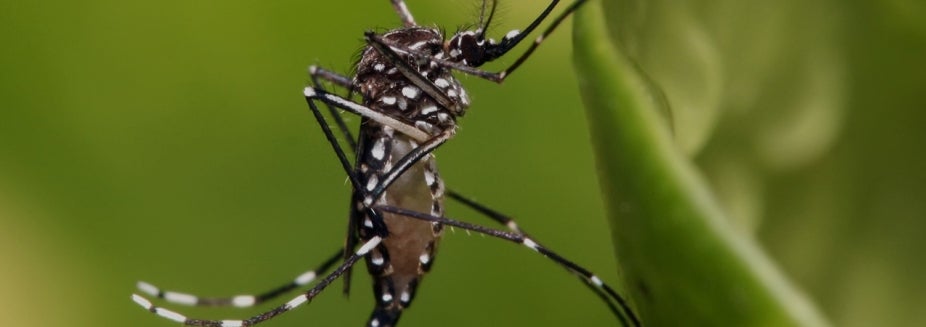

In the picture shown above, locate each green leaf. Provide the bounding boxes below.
[572,1,830,326]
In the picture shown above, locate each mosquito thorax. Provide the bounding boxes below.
[355,27,471,130]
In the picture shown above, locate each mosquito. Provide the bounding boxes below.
[131,0,641,326]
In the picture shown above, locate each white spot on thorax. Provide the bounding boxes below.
[434,78,450,88]
[398,98,408,110]
[381,96,396,105]
[409,41,428,50]
[437,113,450,123]
[374,63,385,71]
[421,105,439,115]
[415,121,435,133]
[402,86,420,99]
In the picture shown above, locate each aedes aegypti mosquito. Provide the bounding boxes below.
[131,0,641,326]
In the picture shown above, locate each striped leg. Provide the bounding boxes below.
[442,191,632,319]
[308,65,359,151]
[135,250,341,308]
[132,237,383,327]
[446,190,525,234]
[306,65,362,297]
[374,205,641,327]
[367,0,588,83]
[303,85,456,210]
[301,82,528,237]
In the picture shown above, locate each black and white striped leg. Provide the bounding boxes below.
[136,250,341,308]
[446,190,525,234]
[363,129,454,205]
[368,0,588,84]
[303,85,456,212]
[304,75,454,295]
[308,66,360,151]
[301,93,527,237]
[303,82,392,298]
[443,191,635,320]
[132,237,383,327]
[307,66,359,153]
[306,65,365,297]
[310,95,530,238]
[374,205,641,327]
[304,86,429,142]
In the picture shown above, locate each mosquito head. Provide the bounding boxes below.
[446,28,522,68]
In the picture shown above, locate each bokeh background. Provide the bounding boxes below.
[0,0,923,326]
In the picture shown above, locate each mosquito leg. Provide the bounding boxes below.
[304,84,459,210]
[136,249,341,308]
[309,65,355,90]
[307,101,510,229]
[132,237,383,327]
[304,66,368,296]
[310,97,522,230]
[390,0,416,27]
[445,190,525,234]
[362,129,454,205]
[305,87,429,142]
[308,65,359,152]
[368,0,587,84]
[303,86,396,294]
[374,205,641,327]
[441,190,632,318]
[445,190,633,321]
[483,0,586,80]
[304,67,528,235]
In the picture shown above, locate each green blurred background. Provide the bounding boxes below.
[0,0,923,326]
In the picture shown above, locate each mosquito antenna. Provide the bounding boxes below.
[478,0,498,37]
